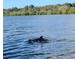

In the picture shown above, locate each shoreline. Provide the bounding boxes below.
[3,14,75,16]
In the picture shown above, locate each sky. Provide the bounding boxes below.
[3,0,75,9]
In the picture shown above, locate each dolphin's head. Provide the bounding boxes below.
[40,36,43,39]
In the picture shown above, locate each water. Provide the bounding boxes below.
[3,15,75,59]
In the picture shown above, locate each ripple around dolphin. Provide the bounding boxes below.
[3,46,18,52]
[4,52,51,59]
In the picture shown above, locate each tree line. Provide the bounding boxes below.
[3,3,75,16]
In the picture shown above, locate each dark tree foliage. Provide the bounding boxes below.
[25,6,28,9]
[72,3,75,7]
[64,3,72,7]
[29,5,34,8]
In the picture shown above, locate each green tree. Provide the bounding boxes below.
[63,3,72,7]
[29,5,34,8]
[3,3,75,16]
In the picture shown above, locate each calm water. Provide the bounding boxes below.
[3,15,75,59]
